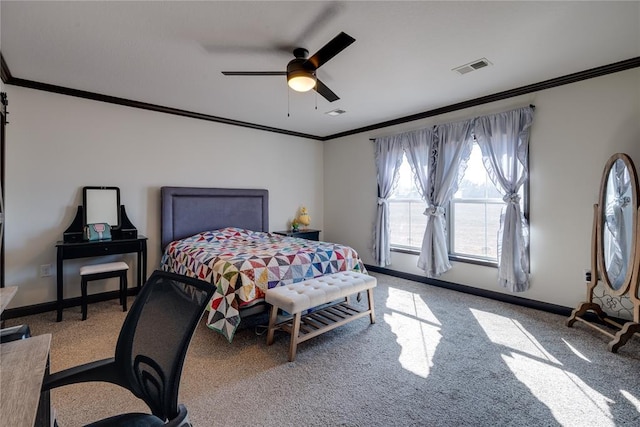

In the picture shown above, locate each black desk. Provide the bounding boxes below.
[55,236,147,321]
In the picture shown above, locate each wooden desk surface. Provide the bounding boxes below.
[0,286,18,315]
[0,334,52,427]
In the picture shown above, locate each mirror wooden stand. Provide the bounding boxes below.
[567,153,640,352]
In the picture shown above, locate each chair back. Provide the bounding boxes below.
[113,270,214,420]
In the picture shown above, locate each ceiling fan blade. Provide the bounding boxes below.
[306,32,355,70]
[221,71,287,76]
[315,79,339,102]
[203,44,293,56]
[292,1,342,47]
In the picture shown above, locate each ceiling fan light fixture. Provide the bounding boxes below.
[287,72,317,92]
[287,57,317,92]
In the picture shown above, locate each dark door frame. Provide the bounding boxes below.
[1,91,6,288]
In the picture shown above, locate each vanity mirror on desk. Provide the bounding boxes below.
[567,153,640,352]
[56,187,147,322]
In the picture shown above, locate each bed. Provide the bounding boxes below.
[159,186,367,342]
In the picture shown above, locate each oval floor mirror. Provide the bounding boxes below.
[567,153,640,352]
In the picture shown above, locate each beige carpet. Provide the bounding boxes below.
[7,272,640,426]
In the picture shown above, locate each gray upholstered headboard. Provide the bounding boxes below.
[160,187,269,251]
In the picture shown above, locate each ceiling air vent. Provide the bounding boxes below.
[325,108,346,116]
[453,58,492,75]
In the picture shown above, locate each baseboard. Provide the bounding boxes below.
[3,268,627,327]
[1,288,139,320]
[365,264,575,316]
[364,264,638,327]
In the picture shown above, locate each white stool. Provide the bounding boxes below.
[80,261,129,320]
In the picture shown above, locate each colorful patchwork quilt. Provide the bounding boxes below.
[160,227,367,342]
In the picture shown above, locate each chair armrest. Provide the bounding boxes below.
[42,357,127,391]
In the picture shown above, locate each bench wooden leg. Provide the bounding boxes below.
[266,304,278,345]
[289,312,302,362]
[367,288,376,324]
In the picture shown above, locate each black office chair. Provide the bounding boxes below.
[43,270,215,426]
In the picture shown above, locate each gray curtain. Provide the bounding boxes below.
[403,128,433,271]
[372,135,405,266]
[415,121,473,277]
[403,128,433,201]
[474,106,534,292]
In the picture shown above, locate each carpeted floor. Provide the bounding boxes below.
[7,272,640,426]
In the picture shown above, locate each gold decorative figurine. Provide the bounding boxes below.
[297,206,311,230]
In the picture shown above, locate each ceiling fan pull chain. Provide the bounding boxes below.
[287,89,290,117]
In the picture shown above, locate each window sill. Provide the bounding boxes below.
[449,255,498,268]
[390,247,498,268]
[390,247,420,256]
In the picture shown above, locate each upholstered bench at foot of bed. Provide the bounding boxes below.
[265,271,376,362]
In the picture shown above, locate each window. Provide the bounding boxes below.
[388,154,426,251]
[389,142,526,265]
[449,143,504,263]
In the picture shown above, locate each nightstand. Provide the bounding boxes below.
[273,229,321,241]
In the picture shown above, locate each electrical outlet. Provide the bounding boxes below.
[40,264,52,277]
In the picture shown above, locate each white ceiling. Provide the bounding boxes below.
[1,1,639,139]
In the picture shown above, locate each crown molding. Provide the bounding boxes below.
[0,51,322,141]
[322,56,640,140]
[2,50,639,141]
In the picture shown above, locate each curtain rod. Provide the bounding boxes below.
[369,104,536,141]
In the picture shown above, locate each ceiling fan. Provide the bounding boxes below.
[221,32,355,102]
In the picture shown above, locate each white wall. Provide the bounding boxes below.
[5,68,640,312]
[324,68,640,310]
[4,86,323,307]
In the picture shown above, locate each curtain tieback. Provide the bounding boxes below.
[423,206,444,216]
[503,193,521,204]
[377,198,388,206]
[616,196,631,207]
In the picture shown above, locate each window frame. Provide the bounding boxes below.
[447,196,504,267]
[388,143,530,268]
[387,152,427,252]
[387,196,425,253]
